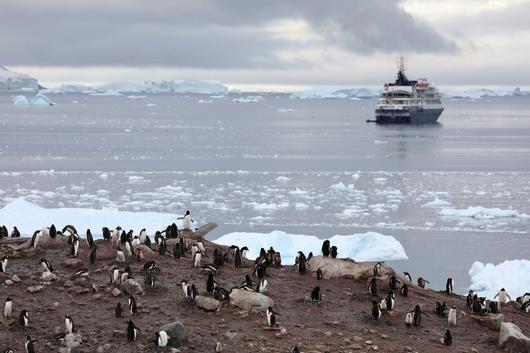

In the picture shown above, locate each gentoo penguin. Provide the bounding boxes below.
[128,294,137,315]
[173,242,182,259]
[384,291,395,311]
[273,252,282,266]
[31,230,42,248]
[102,227,111,241]
[254,264,266,279]
[317,267,323,280]
[143,261,156,272]
[266,306,276,326]
[443,330,452,346]
[234,249,242,268]
[521,300,530,313]
[373,262,382,277]
[405,312,414,327]
[116,247,126,263]
[311,286,321,302]
[399,283,408,297]
[321,240,331,257]
[115,302,123,318]
[241,275,253,290]
[212,249,223,266]
[240,246,249,259]
[39,258,53,273]
[144,271,155,288]
[446,278,454,294]
[120,230,129,245]
[49,224,57,239]
[155,330,170,347]
[86,229,94,247]
[193,251,202,268]
[158,237,167,256]
[213,287,230,301]
[417,277,429,289]
[206,273,215,295]
[388,276,399,291]
[368,277,378,297]
[111,226,122,246]
[65,314,75,333]
[448,306,457,326]
[256,278,268,294]
[181,280,190,298]
[131,235,140,250]
[125,239,133,257]
[0,256,7,273]
[70,236,79,257]
[435,301,448,316]
[126,320,140,341]
[191,244,198,259]
[139,228,147,244]
[25,336,36,353]
[412,305,427,326]
[11,226,20,238]
[4,297,12,319]
[330,246,338,259]
[489,301,499,314]
[215,342,223,352]
[306,251,313,262]
[3,348,14,353]
[372,301,383,320]
[403,271,412,282]
[494,288,511,304]
[466,290,475,308]
[179,210,194,230]
[292,345,301,353]
[296,251,307,275]
[19,309,29,327]
[197,240,206,255]
[62,225,78,236]
[89,246,97,264]
[110,265,120,286]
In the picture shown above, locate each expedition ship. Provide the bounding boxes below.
[375,57,443,124]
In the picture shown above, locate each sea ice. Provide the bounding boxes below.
[439,206,527,219]
[423,197,452,208]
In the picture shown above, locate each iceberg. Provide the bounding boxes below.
[233,96,263,103]
[290,86,378,100]
[174,80,227,95]
[13,93,55,106]
[41,84,95,94]
[439,206,527,219]
[423,197,452,208]
[214,230,408,265]
[277,108,295,113]
[0,198,189,237]
[469,260,530,299]
[0,66,39,92]
[440,86,529,99]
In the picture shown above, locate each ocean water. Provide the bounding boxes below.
[1,92,529,293]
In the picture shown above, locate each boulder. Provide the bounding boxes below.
[40,271,58,282]
[121,279,144,295]
[11,274,21,283]
[27,285,44,293]
[307,256,395,281]
[229,289,273,311]
[134,245,157,261]
[112,288,122,297]
[499,322,530,353]
[178,222,217,241]
[64,332,82,348]
[63,259,84,269]
[159,321,188,348]
[471,313,504,331]
[195,295,221,311]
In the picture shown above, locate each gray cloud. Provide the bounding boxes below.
[0,0,457,68]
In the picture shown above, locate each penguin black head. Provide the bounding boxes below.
[185,210,190,216]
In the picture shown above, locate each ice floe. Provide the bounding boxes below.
[277,108,295,113]
[468,260,530,299]
[13,93,55,106]
[214,230,408,265]
[423,197,452,208]
[439,206,527,219]
[233,96,263,103]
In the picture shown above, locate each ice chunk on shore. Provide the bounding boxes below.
[13,93,55,106]
[0,198,188,237]
[469,260,530,299]
[214,230,407,265]
[439,206,527,219]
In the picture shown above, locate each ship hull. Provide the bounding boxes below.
[375,107,443,124]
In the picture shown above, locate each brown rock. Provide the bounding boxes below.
[470,313,504,331]
[64,259,83,269]
[307,256,395,281]
[499,322,530,353]
[195,295,221,311]
[27,285,44,293]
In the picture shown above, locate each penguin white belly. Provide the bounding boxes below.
[158,331,169,347]
[499,291,507,304]
[183,215,192,230]
[448,309,456,326]
[4,302,11,318]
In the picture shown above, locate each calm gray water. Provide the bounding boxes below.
[1,92,529,293]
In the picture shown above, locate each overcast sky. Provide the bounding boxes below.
[3,0,530,89]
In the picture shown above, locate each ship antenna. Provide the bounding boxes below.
[396,56,407,74]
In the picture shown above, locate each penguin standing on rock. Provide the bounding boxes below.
[411,305,428,326]
[11,226,20,238]
[4,297,12,319]
[368,277,378,297]
[311,286,321,302]
[126,320,140,341]
[330,246,338,259]
[266,306,277,326]
[0,256,7,273]
[155,330,170,347]
[178,210,195,230]
[234,248,242,268]
[399,283,408,297]
[102,227,111,241]
[89,246,97,264]
[373,262,382,277]
[70,236,79,257]
[388,276,399,291]
[19,309,29,327]
[417,277,430,289]
[321,240,330,257]
[448,306,457,326]
[316,267,323,280]
[446,278,454,294]
[494,288,511,304]
[65,314,75,333]
[39,258,53,273]
[128,295,138,315]
[86,229,94,247]
[405,312,414,327]
[403,271,412,282]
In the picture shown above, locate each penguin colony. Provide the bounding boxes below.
[1,223,529,352]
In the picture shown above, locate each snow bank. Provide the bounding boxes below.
[0,66,39,92]
[0,198,188,237]
[214,230,408,265]
[469,260,530,299]
[439,206,527,219]
[13,93,55,106]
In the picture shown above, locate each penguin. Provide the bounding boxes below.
[173,242,182,259]
[19,309,29,327]
[489,301,499,314]
[139,228,147,244]
[213,286,230,301]
[128,294,137,315]
[388,276,399,291]
[472,294,483,314]
[102,227,111,241]
[215,342,223,352]
[399,283,408,297]
[372,301,383,320]
[179,210,194,230]
[155,330,170,347]
[0,225,6,239]
[62,225,78,236]
[240,246,249,259]
[4,297,12,319]
[412,305,427,326]
[158,237,167,256]
[197,239,206,255]
[86,229,94,247]
[265,306,277,326]
[521,300,530,313]
[193,251,202,268]
[448,305,457,326]
[330,246,338,258]
[296,252,306,274]
[0,256,7,273]
[373,262,382,277]
[405,312,414,327]
[181,280,190,298]
[125,239,133,257]
[435,301,448,316]
[39,258,53,273]
[321,240,330,257]
[121,230,131,245]
[115,302,123,318]
[49,224,57,239]
[273,252,282,266]
[368,277,378,297]
[206,273,215,295]
[11,226,20,238]
[466,290,475,308]
[311,286,321,302]
[443,330,452,346]
[89,246,97,264]
[3,348,14,353]
[234,248,242,268]
[213,249,223,266]
[306,251,313,262]
[70,236,79,257]
[417,277,429,289]
[256,278,268,294]
[385,291,395,311]
[292,346,301,353]
[403,271,412,282]
[446,278,454,294]
[126,320,140,341]
[70,268,89,280]
[494,288,511,304]
[317,267,323,280]
[31,230,42,248]
[65,314,75,333]
[111,226,122,246]
[144,271,155,288]
[110,265,120,286]
[130,235,140,250]
[25,336,36,353]
[189,284,198,300]
[241,275,254,290]
[116,248,126,263]
[254,264,267,279]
